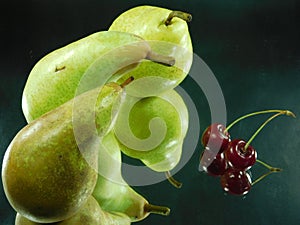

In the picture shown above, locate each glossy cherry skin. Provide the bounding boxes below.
[225,139,257,170]
[201,123,230,153]
[220,168,252,195]
[199,149,228,176]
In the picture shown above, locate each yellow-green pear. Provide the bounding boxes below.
[2,81,127,223]
[109,5,193,97]
[114,89,189,172]
[22,30,174,122]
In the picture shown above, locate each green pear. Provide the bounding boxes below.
[93,132,170,222]
[22,30,174,122]
[113,89,189,172]
[109,5,193,97]
[15,196,131,225]
[2,81,127,223]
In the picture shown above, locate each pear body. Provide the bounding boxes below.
[109,5,193,97]
[15,196,131,225]
[114,89,189,172]
[22,31,144,122]
[93,132,152,222]
[2,84,124,223]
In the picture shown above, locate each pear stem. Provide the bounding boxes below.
[120,76,134,88]
[146,51,175,66]
[144,204,170,216]
[244,110,295,150]
[225,109,295,132]
[165,11,192,26]
[165,171,182,188]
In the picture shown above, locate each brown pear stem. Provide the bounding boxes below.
[165,11,192,26]
[165,171,182,188]
[120,76,134,88]
[146,51,175,66]
[144,203,170,216]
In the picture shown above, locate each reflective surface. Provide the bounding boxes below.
[1,0,300,224]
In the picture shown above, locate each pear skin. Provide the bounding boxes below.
[114,89,189,172]
[2,83,125,223]
[93,132,170,222]
[15,196,131,225]
[22,31,144,122]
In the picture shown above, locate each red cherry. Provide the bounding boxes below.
[201,123,231,153]
[220,168,252,195]
[225,139,257,170]
[199,149,228,176]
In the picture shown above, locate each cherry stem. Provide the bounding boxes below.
[251,171,282,187]
[244,110,295,150]
[256,159,282,172]
[225,109,295,132]
[251,159,282,186]
[165,11,192,26]
[146,51,175,66]
[144,203,171,216]
[165,171,183,189]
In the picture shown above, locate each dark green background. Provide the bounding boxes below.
[1,0,300,224]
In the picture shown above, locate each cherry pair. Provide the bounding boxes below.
[199,109,295,196]
[200,123,257,172]
[200,123,254,195]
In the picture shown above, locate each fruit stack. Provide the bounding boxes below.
[1,5,194,225]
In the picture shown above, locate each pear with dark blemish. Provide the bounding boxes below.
[22,31,174,123]
[21,31,143,122]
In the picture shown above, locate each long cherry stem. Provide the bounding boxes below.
[251,159,282,186]
[165,11,192,26]
[244,110,295,150]
[251,160,282,186]
[251,171,276,186]
[165,171,182,188]
[225,109,294,132]
[256,159,282,172]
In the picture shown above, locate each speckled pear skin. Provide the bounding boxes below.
[2,84,123,223]
[109,5,193,95]
[22,31,143,122]
[15,196,131,225]
[93,132,152,222]
[117,95,183,172]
